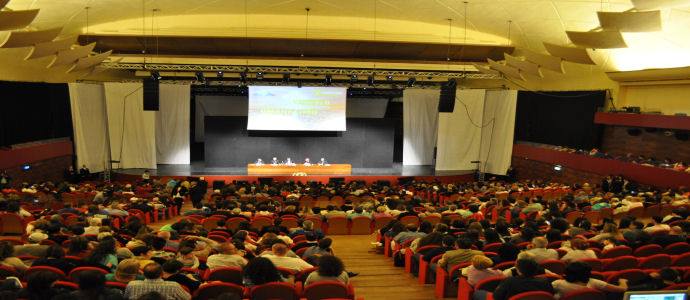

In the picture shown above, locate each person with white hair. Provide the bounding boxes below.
[83,218,102,235]
[517,237,559,263]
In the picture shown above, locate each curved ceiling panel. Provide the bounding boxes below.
[597,11,662,32]
[25,36,78,60]
[488,58,524,81]
[67,50,112,73]
[522,49,564,74]
[0,9,40,31]
[505,53,543,78]
[631,0,690,10]
[0,0,9,9]
[47,42,95,68]
[0,27,62,48]
[544,43,596,65]
[566,30,627,49]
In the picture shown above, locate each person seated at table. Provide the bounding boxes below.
[304,158,312,166]
[255,158,264,166]
[318,158,329,166]
[285,158,295,166]
[271,157,279,165]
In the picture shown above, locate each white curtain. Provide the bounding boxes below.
[436,89,486,171]
[156,84,191,164]
[104,82,156,169]
[402,89,440,165]
[68,83,109,172]
[479,90,518,175]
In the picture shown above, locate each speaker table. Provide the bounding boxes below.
[247,164,352,175]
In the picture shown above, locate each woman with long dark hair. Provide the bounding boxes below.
[242,257,285,286]
[85,236,118,271]
[304,255,349,286]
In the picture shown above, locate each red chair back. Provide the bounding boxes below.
[540,260,566,275]
[483,243,502,253]
[508,291,554,300]
[250,282,299,300]
[24,266,66,279]
[633,244,663,257]
[204,266,243,285]
[53,281,79,290]
[350,216,372,235]
[603,256,638,271]
[0,213,24,235]
[68,266,109,282]
[225,217,246,231]
[665,242,690,255]
[280,217,300,229]
[374,216,394,231]
[638,254,672,269]
[326,216,348,235]
[399,215,419,226]
[561,288,607,300]
[600,246,632,259]
[0,265,18,280]
[303,281,351,300]
[106,281,128,291]
[662,283,690,290]
[671,252,690,267]
[606,269,646,283]
[193,282,244,300]
[474,276,505,292]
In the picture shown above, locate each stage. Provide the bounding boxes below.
[113,162,475,184]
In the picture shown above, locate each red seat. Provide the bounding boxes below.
[193,282,243,300]
[565,212,583,224]
[583,211,600,225]
[603,256,638,271]
[0,265,19,280]
[0,213,25,236]
[606,269,646,283]
[295,267,318,282]
[508,291,555,300]
[540,260,566,275]
[250,282,299,300]
[457,275,505,300]
[435,263,468,298]
[664,242,690,255]
[53,281,79,290]
[106,281,128,291]
[638,254,672,269]
[421,215,441,225]
[302,281,354,300]
[495,261,516,270]
[280,217,300,229]
[405,245,438,273]
[561,288,607,300]
[250,217,273,231]
[399,215,420,226]
[672,252,690,267]
[418,254,442,284]
[203,266,243,285]
[483,243,502,253]
[24,266,66,279]
[600,246,632,259]
[633,244,663,257]
[326,216,349,235]
[374,216,394,231]
[225,217,246,231]
[349,216,372,235]
[68,266,109,282]
[662,283,690,290]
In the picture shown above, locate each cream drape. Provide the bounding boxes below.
[402,89,440,165]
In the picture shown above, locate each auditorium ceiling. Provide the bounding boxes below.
[1,0,690,83]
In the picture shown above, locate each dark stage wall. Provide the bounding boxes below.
[205,117,395,168]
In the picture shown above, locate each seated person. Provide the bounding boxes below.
[462,255,503,286]
[162,260,201,292]
[255,158,264,166]
[318,158,329,166]
[271,157,279,165]
[483,259,554,300]
[552,261,627,298]
[438,238,483,271]
[285,158,295,166]
[303,158,312,166]
[627,268,680,291]
[304,255,349,286]
[517,237,558,263]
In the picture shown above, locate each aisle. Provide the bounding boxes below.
[330,235,439,300]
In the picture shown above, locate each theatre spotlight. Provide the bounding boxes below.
[367,75,375,86]
[216,71,224,80]
[195,71,205,82]
[386,75,394,81]
[407,77,416,87]
[553,164,563,171]
[150,70,161,80]
[350,74,358,84]
[282,73,291,83]
[256,72,264,80]
[325,75,332,86]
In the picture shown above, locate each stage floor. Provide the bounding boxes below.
[116,162,473,177]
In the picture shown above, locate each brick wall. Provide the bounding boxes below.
[601,125,690,163]
[511,155,604,186]
[2,155,72,187]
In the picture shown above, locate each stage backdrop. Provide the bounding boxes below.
[205,117,395,168]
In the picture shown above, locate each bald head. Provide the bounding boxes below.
[157,231,171,240]
[531,237,548,249]
[272,243,288,256]
[219,242,237,255]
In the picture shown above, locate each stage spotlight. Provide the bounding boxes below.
[195,71,205,82]
[325,75,332,86]
[367,75,375,86]
[216,71,224,80]
[553,164,563,171]
[150,70,162,80]
[256,72,264,80]
[282,73,291,83]
[386,75,394,81]
[407,77,416,87]
[350,74,358,84]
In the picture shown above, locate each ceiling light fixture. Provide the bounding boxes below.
[256,71,264,80]
[407,77,416,87]
[195,71,205,82]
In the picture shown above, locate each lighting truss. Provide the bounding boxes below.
[99,62,502,80]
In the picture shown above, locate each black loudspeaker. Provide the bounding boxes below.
[258,177,274,186]
[438,79,457,113]
[212,180,225,190]
[143,78,159,111]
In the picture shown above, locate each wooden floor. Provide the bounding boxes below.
[152,205,441,300]
[331,235,440,300]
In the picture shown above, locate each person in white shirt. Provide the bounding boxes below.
[285,158,295,166]
[271,157,279,165]
[304,158,311,166]
[318,158,328,166]
[552,261,627,299]
[206,242,247,269]
[263,243,313,272]
[255,158,264,166]
[141,170,151,181]
[83,218,102,235]
[517,237,559,263]
[644,216,672,233]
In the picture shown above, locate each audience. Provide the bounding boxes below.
[124,263,190,300]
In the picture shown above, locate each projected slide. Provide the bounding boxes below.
[247,86,347,131]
